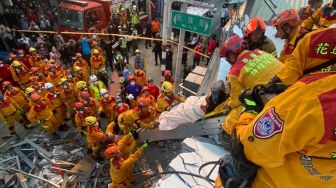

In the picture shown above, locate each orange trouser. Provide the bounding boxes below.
[41,118,59,134]
[87,141,102,158]
[53,106,66,125]
[108,180,131,188]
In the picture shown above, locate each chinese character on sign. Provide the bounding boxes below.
[316,43,329,55]
[331,46,336,55]
[176,14,182,22]
[199,19,206,27]
[187,17,193,24]
[251,69,258,76]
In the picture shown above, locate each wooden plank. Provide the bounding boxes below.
[70,156,96,178]
[16,173,29,188]
[61,174,68,188]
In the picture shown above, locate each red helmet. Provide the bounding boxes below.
[164,70,172,77]
[220,35,247,58]
[137,97,150,107]
[8,53,17,59]
[75,53,82,58]
[17,49,25,54]
[80,91,91,100]
[30,67,39,74]
[2,81,11,88]
[74,102,84,110]
[246,18,266,35]
[271,9,299,28]
[128,75,135,82]
[141,86,149,92]
[104,146,119,160]
[31,93,41,102]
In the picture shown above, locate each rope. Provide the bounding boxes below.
[10,29,211,59]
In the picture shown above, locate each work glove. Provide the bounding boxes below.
[241,98,258,115]
[143,140,149,150]
[150,121,159,128]
[36,119,44,125]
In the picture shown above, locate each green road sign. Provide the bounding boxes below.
[171,10,213,36]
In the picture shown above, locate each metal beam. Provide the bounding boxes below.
[24,138,52,159]
[13,148,36,169]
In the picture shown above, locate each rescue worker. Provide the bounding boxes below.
[75,81,89,99]
[215,55,336,188]
[140,86,156,107]
[0,61,14,93]
[126,75,142,98]
[45,64,63,87]
[74,53,90,77]
[115,51,126,76]
[99,88,115,123]
[298,0,323,21]
[146,77,160,99]
[112,96,129,119]
[80,91,100,115]
[0,92,26,136]
[162,70,174,84]
[9,60,30,89]
[90,49,104,74]
[302,0,336,30]
[134,69,147,87]
[117,97,157,135]
[104,141,148,188]
[151,17,160,38]
[3,81,29,112]
[105,133,136,159]
[29,76,46,97]
[156,81,185,113]
[272,9,310,63]
[73,66,89,83]
[89,75,107,100]
[269,27,336,87]
[74,102,95,132]
[244,17,277,56]
[17,49,31,68]
[28,47,39,67]
[134,49,144,70]
[44,82,68,131]
[120,37,129,64]
[59,78,77,120]
[29,67,44,82]
[90,41,104,57]
[27,93,59,136]
[130,6,139,27]
[219,35,283,135]
[84,116,114,159]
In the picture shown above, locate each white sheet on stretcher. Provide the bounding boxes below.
[159,96,207,131]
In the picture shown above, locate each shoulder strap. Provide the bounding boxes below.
[303,58,336,75]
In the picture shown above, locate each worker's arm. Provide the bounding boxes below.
[91,127,105,140]
[276,33,310,86]
[120,147,145,169]
[9,68,19,82]
[27,109,37,123]
[117,135,133,151]
[174,94,186,103]
[155,98,169,113]
[301,8,321,31]
[227,75,245,108]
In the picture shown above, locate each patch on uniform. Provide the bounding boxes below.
[253,107,284,139]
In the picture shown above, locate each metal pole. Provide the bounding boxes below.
[174,3,187,86]
[161,0,170,79]
[146,0,152,19]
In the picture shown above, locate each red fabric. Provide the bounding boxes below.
[18,55,31,69]
[299,73,334,84]
[113,104,129,115]
[0,98,11,108]
[147,84,160,99]
[194,45,203,58]
[207,39,217,54]
[308,29,336,59]
[318,88,336,144]
[33,103,47,113]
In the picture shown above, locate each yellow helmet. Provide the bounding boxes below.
[161,81,174,93]
[12,60,21,67]
[25,87,35,94]
[92,49,100,54]
[76,81,87,89]
[73,66,82,72]
[85,116,97,126]
[135,49,140,53]
[29,47,36,53]
[59,78,67,85]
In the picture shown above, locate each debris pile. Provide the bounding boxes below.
[0,130,110,188]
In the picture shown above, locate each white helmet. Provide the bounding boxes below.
[90,75,98,82]
[127,94,135,100]
[100,88,108,96]
[44,82,54,89]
